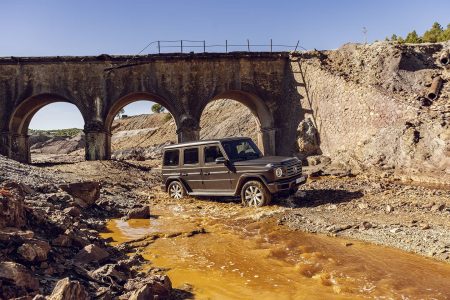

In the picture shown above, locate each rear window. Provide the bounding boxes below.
[204,145,224,163]
[183,148,199,165]
[163,149,179,166]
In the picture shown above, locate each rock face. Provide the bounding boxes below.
[48,277,88,300]
[0,182,26,229]
[60,181,101,206]
[294,42,450,184]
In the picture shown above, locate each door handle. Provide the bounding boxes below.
[203,172,210,175]
[180,173,188,176]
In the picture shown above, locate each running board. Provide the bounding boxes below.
[188,191,236,196]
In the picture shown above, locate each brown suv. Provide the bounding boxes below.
[161,137,306,207]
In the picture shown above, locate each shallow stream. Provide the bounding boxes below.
[102,204,450,299]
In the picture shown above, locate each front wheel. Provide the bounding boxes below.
[241,180,272,207]
[168,181,186,200]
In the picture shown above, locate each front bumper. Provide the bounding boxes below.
[266,174,307,194]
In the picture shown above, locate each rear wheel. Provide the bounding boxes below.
[168,181,186,199]
[241,180,271,207]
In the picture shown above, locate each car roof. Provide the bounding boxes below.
[163,137,251,150]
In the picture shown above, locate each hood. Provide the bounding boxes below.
[232,156,296,166]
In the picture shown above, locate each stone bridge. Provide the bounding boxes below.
[0,52,303,163]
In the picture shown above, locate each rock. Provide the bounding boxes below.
[127,275,172,300]
[17,240,51,262]
[60,181,101,206]
[430,203,445,212]
[126,206,150,219]
[344,242,353,247]
[0,228,34,241]
[358,203,368,210]
[73,197,89,209]
[90,264,127,284]
[64,206,81,217]
[75,244,109,264]
[421,224,431,230]
[48,277,88,300]
[0,261,39,291]
[52,234,72,247]
[390,228,402,234]
[359,221,372,230]
[0,182,26,229]
[385,205,394,213]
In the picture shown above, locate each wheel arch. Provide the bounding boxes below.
[165,177,192,193]
[234,174,269,196]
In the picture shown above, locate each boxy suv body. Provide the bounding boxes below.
[161,137,306,207]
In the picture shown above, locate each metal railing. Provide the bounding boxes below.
[133,39,305,55]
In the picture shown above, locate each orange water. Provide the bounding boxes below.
[102,208,450,300]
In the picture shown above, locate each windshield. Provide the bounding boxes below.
[221,139,262,161]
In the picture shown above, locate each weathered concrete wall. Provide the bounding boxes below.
[0,53,303,163]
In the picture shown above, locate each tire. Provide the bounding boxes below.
[167,181,186,200]
[241,180,272,207]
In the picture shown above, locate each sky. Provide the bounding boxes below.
[1,0,449,129]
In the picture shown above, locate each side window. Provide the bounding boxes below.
[163,150,179,166]
[183,148,199,165]
[204,145,224,163]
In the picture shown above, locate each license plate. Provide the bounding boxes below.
[296,177,304,184]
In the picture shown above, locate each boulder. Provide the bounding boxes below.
[125,275,171,300]
[60,182,101,206]
[75,244,109,264]
[126,206,150,219]
[17,239,51,262]
[52,234,72,247]
[0,261,39,291]
[0,183,26,229]
[64,206,81,217]
[48,277,88,300]
[89,264,128,284]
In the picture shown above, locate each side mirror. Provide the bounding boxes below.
[215,157,227,164]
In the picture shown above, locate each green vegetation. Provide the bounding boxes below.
[151,103,165,113]
[386,22,450,44]
[28,128,83,137]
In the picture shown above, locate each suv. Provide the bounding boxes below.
[161,137,306,207]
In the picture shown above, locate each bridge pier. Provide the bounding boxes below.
[177,127,200,143]
[84,121,108,161]
[0,132,10,157]
[258,127,276,156]
[10,134,30,163]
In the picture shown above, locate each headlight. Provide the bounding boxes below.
[275,167,283,177]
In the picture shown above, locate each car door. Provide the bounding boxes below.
[180,147,203,191]
[201,144,232,192]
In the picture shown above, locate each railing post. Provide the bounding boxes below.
[181,40,183,53]
[225,40,228,53]
[270,39,273,52]
[203,40,206,53]
[158,41,160,54]
[247,39,250,52]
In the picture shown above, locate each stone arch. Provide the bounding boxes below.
[104,92,184,159]
[7,93,87,163]
[198,90,276,155]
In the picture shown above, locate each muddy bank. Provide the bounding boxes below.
[0,155,171,299]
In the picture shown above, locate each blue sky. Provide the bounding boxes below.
[1,0,448,129]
